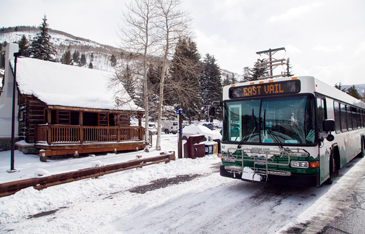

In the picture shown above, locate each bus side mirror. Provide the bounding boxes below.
[323,119,335,132]
[323,119,335,142]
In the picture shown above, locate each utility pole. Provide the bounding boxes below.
[176,109,183,159]
[256,47,286,79]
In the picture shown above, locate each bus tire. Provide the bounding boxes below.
[165,129,169,134]
[325,152,335,184]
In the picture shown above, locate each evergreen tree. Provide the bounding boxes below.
[28,15,56,61]
[167,38,201,122]
[88,62,93,69]
[243,66,253,81]
[0,52,5,69]
[80,53,86,66]
[200,53,222,120]
[61,50,72,65]
[0,42,6,68]
[72,50,80,64]
[18,35,29,55]
[90,52,94,62]
[147,62,163,95]
[122,64,135,100]
[251,59,269,80]
[222,74,231,86]
[110,54,117,67]
[286,58,294,76]
[335,82,347,92]
[346,85,362,99]
[231,73,237,84]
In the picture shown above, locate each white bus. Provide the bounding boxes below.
[214,76,365,187]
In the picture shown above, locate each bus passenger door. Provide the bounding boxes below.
[317,97,331,184]
[229,105,241,141]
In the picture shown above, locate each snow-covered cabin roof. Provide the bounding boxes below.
[12,57,143,112]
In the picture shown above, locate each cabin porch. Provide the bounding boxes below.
[34,125,152,161]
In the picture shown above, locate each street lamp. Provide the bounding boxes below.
[7,52,22,173]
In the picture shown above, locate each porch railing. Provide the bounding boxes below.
[35,125,152,146]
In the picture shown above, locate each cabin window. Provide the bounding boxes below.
[19,110,24,122]
[51,110,57,124]
[83,112,98,126]
[70,111,79,125]
[109,114,115,126]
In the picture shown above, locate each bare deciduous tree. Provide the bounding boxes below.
[118,0,159,151]
[154,0,191,150]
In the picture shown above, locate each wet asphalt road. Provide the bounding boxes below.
[318,171,365,234]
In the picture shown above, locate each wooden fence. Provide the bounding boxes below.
[35,125,152,146]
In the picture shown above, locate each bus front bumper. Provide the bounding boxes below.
[220,165,320,187]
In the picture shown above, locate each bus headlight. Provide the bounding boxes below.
[290,161,309,169]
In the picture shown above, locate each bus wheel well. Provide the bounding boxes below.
[360,135,365,158]
[333,145,340,178]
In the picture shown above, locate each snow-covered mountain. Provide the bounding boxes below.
[0,26,123,72]
[0,26,242,79]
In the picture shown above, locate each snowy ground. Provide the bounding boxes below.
[0,134,178,184]
[1,133,365,233]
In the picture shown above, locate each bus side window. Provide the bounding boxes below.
[356,108,361,128]
[334,100,341,133]
[340,103,348,131]
[347,106,353,131]
[317,97,326,133]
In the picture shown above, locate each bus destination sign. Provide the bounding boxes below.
[229,80,300,98]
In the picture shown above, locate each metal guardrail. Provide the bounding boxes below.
[0,151,175,198]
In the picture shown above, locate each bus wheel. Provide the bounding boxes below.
[325,152,335,184]
[360,137,365,158]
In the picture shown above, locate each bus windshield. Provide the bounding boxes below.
[222,95,316,145]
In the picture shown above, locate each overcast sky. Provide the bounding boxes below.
[1,0,365,86]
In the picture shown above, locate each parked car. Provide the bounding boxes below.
[162,118,178,134]
[148,122,157,135]
[203,123,213,130]
[182,125,221,141]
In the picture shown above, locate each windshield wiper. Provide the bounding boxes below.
[267,130,284,149]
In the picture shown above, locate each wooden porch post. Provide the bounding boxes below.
[79,112,83,144]
[56,110,59,124]
[117,114,120,142]
[138,114,142,126]
[47,109,52,144]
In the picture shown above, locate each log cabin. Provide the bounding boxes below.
[0,43,150,161]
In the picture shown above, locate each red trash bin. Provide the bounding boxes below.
[183,135,205,159]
